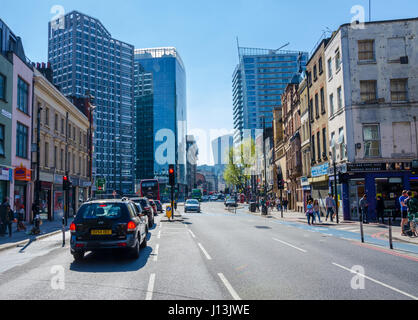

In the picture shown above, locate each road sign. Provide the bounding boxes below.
[166,206,172,219]
[96,178,106,193]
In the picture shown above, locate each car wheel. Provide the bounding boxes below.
[140,233,147,249]
[130,239,140,259]
[73,251,84,261]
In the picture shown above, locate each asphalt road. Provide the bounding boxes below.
[0,201,416,300]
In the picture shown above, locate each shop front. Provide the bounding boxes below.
[337,162,416,221]
[13,167,31,221]
[53,174,64,221]
[0,167,12,203]
[310,163,330,215]
[39,172,54,221]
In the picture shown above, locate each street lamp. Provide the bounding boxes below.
[329,148,340,224]
[87,94,96,199]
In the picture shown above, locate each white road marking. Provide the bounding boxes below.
[197,243,212,260]
[218,273,241,300]
[145,273,156,300]
[153,244,159,262]
[157,230,161,239]
[188,229,196,238]
[338,227,359,231]
[272,238,307,253]
[332,263,418,300]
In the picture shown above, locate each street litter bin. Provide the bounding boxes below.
[250,202,256,212]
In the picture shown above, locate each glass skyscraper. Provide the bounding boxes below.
[134,47,187,198]
[233,47,308,144]
[48,11,136,194]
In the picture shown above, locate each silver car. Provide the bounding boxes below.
[185,199,201,213]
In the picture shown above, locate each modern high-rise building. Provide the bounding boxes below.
[134,47,187,198]
[212,134,234,167]
[48,11,136,194]
[233,47,308,144]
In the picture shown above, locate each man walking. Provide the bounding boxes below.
[399,190,409,236]
[406,191,418,237]
[359,194,369,224]
[0,198,11,236]
[325,193,336,222]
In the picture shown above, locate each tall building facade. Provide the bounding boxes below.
[48,11,136,194]
[233,47,308,144]
[325,18,418,221]
[134,47,187,198]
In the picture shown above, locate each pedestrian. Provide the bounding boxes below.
[376,196,385,224]
[3,202,13,237]
[406,191,418,237]
[283,199,288,212]
[313,199,321,223]
[359,194,369,224]
[306,200,314,225]
[0,197,9,236]
[399,190,409,236]
[17,205,26,232]
[325,193,335,222]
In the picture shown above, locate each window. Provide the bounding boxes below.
[322,128,327,159]
[0,124,4,156]
[44,142,49,167]
[54,146,57,168]
[54,114,58,131]
[318,57,323,74]
[387,37,406,62]
[317,132,321,161]
[329,93,334,116]
[61,118,64,134]
[330,132,336,162]
[358,40,375,61]
[61,148,64,171]
[327,58,332,79]
[315,93,319,118]
[335,50,341,71]
[45,107,49,126]
[313,65,317,81]
[0,74,5,100]
[363,124,380,157]
[17,77,29,114]
[390,79,408,102]
[311,135,316,161]
[16,122,28,158]
[337,87,343,109]
[338,127,346,159]
[360,80,377,102]
[320,88,325,114]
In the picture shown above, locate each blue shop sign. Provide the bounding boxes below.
[311,163,329,178]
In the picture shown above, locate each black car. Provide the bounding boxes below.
[154,200,163,213]
[70,199,147,261]
[129,197,155,228]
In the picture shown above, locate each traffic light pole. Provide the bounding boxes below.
[333,160,339,224]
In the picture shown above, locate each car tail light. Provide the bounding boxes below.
[118,242,127,247]
[127,221,136,232]
[75,243,84,248]
[70,222,76,233]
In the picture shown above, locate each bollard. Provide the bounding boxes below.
[388,210,393,250]
[359,209,364,243]
[62,217,66,246]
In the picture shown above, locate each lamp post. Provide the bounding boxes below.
[329,149,339,224]
[87,95,96,199]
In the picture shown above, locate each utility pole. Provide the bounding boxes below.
[65,112,69,226]
[333,158,340,224]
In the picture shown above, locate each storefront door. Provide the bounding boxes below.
[349,179,365,220]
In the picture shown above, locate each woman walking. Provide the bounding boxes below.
[313,200,321,223]
[306,200,314,225]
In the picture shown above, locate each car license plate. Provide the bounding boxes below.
[91,229,112,235]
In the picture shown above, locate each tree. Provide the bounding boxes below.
[223,138,256,193]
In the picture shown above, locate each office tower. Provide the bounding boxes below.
[233,47,308,144]
[134,47,187,198]
[48,11,135,194]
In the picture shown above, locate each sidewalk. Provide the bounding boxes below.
[0,219,69,252]
[245,205,418,246]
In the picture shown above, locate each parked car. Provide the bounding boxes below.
[184,199,201,213]
[210,195,218,201]
[154,200,163,213]
[225,198,238,207]
[129,197,155,228]
[148,199,158,216]
[70,199,147,261]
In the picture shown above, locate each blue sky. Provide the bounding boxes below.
[2,0,417,164]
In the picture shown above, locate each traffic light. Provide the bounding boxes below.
[277,172,284,190]
[169,164,175,187]
[63,175,72,191]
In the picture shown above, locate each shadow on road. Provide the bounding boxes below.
[69,246,153,273]
[254,226,272,229]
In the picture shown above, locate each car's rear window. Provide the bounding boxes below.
[187,200,199,205]
[76,203,128,220]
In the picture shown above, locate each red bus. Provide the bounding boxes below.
[139,179,160,200]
